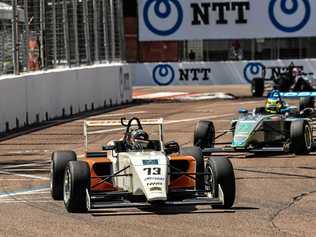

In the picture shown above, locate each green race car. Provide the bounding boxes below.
[194,91,315,155]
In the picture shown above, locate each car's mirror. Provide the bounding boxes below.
[102,145,115,151]
[239,108,248,114]
[164,141,180,155]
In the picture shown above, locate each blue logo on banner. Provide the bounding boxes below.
[153,64,175,86]
[269,0,311,33]
[143,0,183,36]
[244,63,265,83]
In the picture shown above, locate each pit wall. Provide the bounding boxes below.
[0,63,132,134]
[131,59,316,86]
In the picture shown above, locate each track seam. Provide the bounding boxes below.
[271,190,316,235]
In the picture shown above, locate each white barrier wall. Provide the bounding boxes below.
[0,63,132,133]
[132,59,316,86]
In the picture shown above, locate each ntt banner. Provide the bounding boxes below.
[138,0,316,41]
[132,59,316,86]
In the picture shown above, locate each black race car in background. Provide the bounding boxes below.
[251,63,316,97]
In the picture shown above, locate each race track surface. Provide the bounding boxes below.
[0,85,315,237]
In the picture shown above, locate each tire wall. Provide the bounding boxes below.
[0,63,133,133]
[131,59,316,86]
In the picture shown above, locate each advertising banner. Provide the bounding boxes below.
[138,0,316,41]
[132,59,316,86]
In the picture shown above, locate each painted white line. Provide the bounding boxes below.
[0,170,49,180]
[0,179,40,181]
[0,188,50,198]
[2,161,50,169]
[0,200,54,204]
[165,113,234,125]
[2,169,49,172]
[196,100,260,110]
[92,111,148,119]
[84,113,234,135]
[134,92,188,99]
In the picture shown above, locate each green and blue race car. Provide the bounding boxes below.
[194,90,315,155]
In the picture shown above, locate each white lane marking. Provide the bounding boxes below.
[1,169,49,172]
[92,111,148,119]
[0,188,50,198]
[2,161,50,169]
[0,170,49,180]
[83,113,235,135]
[196,100,261,110]
[134,92,188,99]
[0,200,53,203]
[0,179,40,181]
[165,113,234,125]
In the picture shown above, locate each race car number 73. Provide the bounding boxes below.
[143,167,161,175]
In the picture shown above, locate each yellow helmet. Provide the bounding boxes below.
[265,97,282,114]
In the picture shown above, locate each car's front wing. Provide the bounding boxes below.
[87,186,225,210]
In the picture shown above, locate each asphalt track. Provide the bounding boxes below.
[0,85,316,237]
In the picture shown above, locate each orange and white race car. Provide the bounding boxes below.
[50,117,236,213]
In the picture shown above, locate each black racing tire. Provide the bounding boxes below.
[194,121,215,149]
[251,78,264,97]
[180,146,204,191]
[205,157,235,209]
[299,97,315,111]
[50,151,77,200]
[290,120,312,155]
[63,161,90,213]
[293,77,313,92]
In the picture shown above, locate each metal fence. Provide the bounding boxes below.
[0,0,125,75]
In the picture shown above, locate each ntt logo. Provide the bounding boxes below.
[243,63,265,83]
[153,64,175,86]
[143,0,183,36]
[269,0,311,33]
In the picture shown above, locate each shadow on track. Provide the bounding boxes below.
[89,206,258,217]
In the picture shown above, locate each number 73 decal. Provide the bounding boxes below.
[143,167,161,175]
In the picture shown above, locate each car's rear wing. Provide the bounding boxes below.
[83,118,164,152]
[279,92,316,98]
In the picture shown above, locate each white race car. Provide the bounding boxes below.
[50,117,236,213]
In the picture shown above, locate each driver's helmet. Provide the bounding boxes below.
[127,129,149,150]
[265,92,283,114]
[292,67,301,77]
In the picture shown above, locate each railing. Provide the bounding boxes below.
[0,0,125,75]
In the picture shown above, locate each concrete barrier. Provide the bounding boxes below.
[0,63,132,133]
[132,59,316,86]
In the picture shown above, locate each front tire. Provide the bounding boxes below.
[63,161,90,213]
[194,121,215,149]
[299,97,315,111]
[290,120,312,155]
[50,151,77,200]
[205,157,235,209]
[251,78,264,97]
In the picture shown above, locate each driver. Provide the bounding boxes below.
[127,129,150,151]
[265,91,284,114]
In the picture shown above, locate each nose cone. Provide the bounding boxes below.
[129,152,168,202]
[232,120,257,148]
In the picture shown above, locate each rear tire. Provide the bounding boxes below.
[63,161,90,213]
[290,120,312,155]
[50,151,77,200]
[194,121,215,149]
[205,157,235,209]
[299,97,315,111]
[180,147,204,190]
[251,78,264,97]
